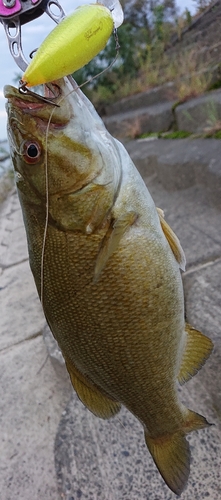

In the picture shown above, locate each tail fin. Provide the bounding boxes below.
[145,430,190,495]
[145,410,210,495]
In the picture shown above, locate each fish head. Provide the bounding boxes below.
[5,80,72,202]
[4,78,121,231]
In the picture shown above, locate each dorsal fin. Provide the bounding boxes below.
[94,211,137,282]
[178,323,213,385]
[157,207,186,271]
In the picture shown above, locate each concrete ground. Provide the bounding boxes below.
[0,139,221,499]
[0,192,72,500]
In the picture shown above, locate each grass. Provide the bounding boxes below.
[137,129,221,140]
[209,79,221,91]
[136,46,213,103]
[208,130,221,138]
[162,131,192,139]
[138,130,192,140]
[90,40,215,108]
[139,132,160,139]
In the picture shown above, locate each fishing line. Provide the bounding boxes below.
[40,28,120,306]
[40,103,56,306]
[114,413,127,430]
[36,354,49,375]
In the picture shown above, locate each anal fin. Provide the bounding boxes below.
[65,357,121,419]
[178,323,213,385]
[157,207,186,271]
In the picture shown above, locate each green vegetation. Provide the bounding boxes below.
[138,130,192,139]
[208,78,221,91]
[207,130,221,139]
[162,130,192,139]
[137,128,221,140]
[139,132,160,139]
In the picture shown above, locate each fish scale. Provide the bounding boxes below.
[29,220,185,427]
[4,77,213,495]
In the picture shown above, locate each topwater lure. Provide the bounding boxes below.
[21,2,122,88]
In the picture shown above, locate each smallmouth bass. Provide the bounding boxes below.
[4,78,213,495]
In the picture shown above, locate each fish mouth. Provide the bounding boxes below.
[4,80,71,126]
[4,82,60,107]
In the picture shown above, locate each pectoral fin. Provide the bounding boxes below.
[65,357,121,419]
[157,207,186,271]
[178,323,213,385]
[145,410,210,495]
[94,211,137,282]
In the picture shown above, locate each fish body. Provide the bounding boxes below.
[22,4,114,87]
[5,78,213,495]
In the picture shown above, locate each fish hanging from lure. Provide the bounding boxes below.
[5,76,213,496]
[21,0,124,87]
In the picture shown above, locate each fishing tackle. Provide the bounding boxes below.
[19,80,61,106]
[21,3,121,88]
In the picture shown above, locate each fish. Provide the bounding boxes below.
[4,77,213,495]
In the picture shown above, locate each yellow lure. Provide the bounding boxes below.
[22,4,114,87]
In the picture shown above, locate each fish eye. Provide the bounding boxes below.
[23,141,41,164]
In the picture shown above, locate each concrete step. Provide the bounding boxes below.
[103,82,177,116]
[103,100,176,139]
[175,88,221,134]
[102,86,221,139]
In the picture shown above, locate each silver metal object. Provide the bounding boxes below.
[0,0,66,70]
[3,0,16,8]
